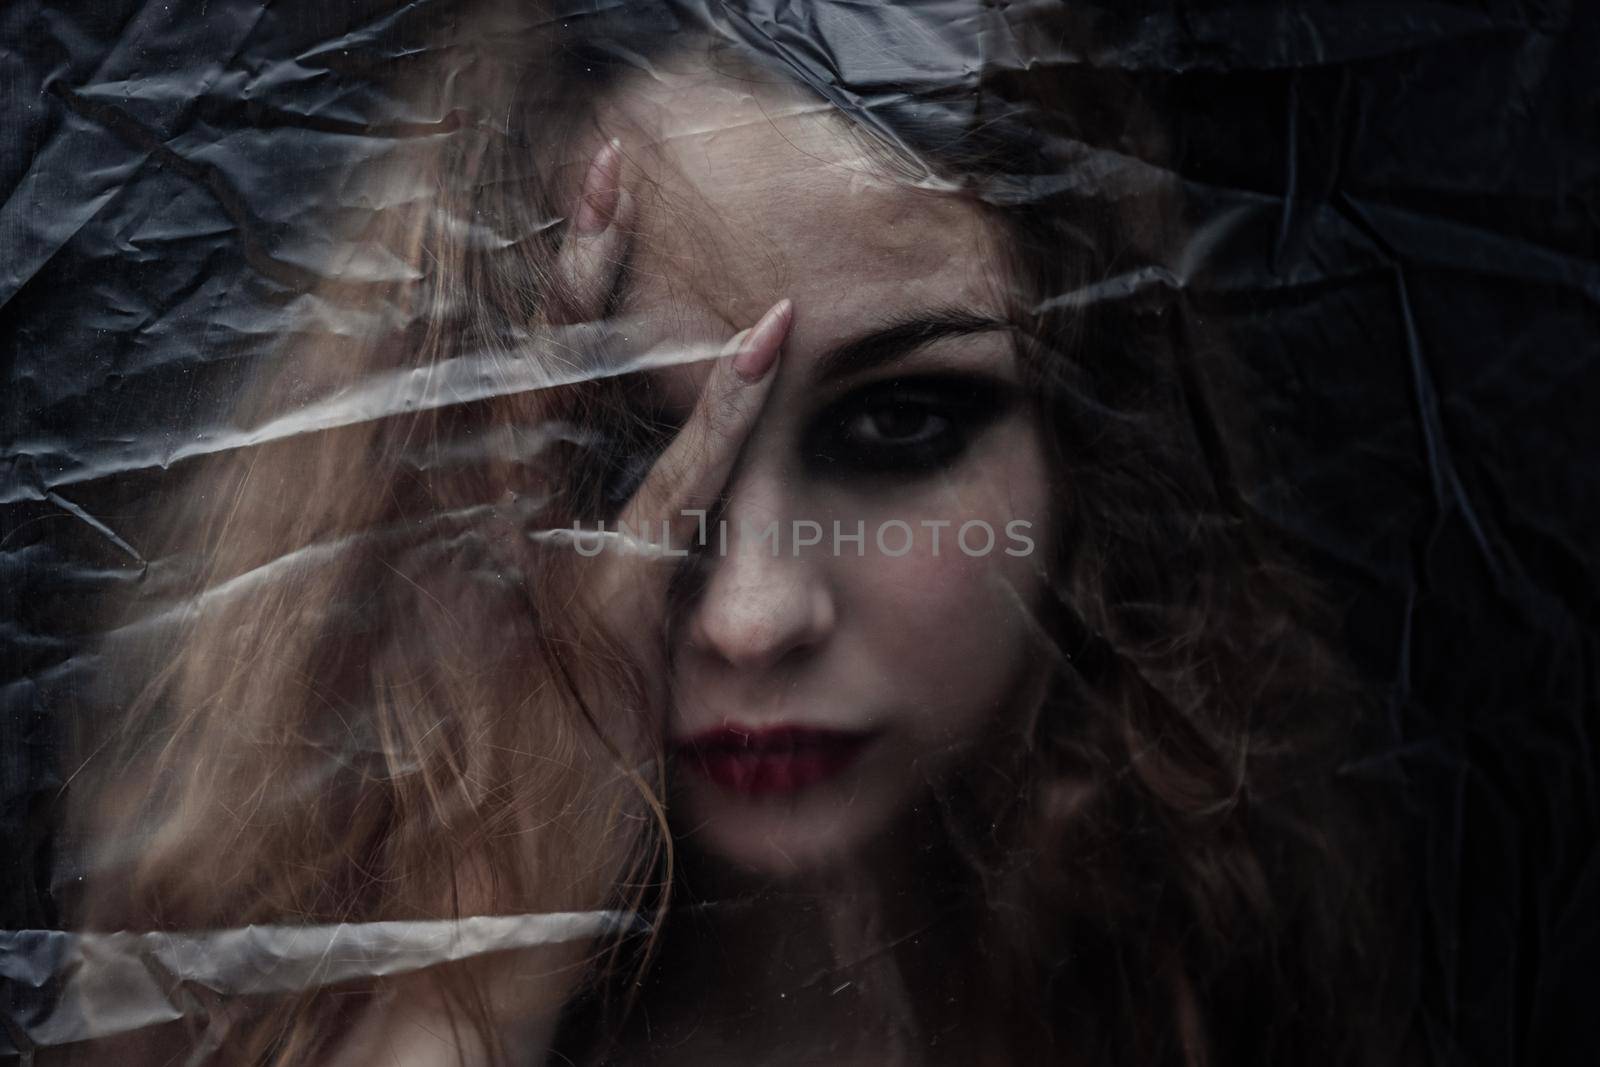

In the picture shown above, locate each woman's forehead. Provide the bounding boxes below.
[611,79,1005,367]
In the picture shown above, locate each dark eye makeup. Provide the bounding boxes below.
[597,427,667,510]
[589,367,1016,510]
[591,378,682,512]
[805,372,1015,478]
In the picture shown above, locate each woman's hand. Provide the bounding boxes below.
[551,138,792,721]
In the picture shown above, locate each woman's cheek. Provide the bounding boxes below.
[833,522,1034,737]
[840,453,1050,735]
[840,461,1047,627]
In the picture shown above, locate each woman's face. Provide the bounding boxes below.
[603,70,1055,877]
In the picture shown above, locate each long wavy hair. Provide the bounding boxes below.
[63,2,1407,1065]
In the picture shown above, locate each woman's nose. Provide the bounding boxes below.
[681,481,836,672]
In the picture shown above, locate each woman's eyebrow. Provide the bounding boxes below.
[810,307,1012,383]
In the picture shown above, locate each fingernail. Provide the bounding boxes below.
[733,299,792,381]
[575,138,622,235]
[720,328,752,358]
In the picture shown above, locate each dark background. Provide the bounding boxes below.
[3,2,1598,1064]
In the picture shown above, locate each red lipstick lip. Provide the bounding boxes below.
[674,724,878,797]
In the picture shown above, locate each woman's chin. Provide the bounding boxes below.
[669,771,901,881]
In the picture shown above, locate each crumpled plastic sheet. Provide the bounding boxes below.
[1,913,635,1049]
[3,0,1599,1065]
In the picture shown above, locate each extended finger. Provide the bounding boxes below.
[618,298,793,550]
[550,138,633,326]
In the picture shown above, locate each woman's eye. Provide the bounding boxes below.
[807,375,1009,477]
[590,409,680,512]
[599,445,657,509]
[845,406,952,447]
